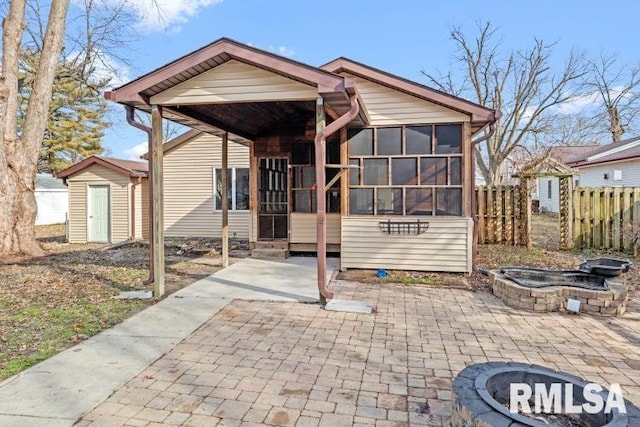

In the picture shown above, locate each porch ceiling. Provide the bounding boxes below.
[167,101,316,140]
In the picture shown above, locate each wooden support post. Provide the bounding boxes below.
[315,98,328,305]
[222,132,229,268]
[151,105,165,297]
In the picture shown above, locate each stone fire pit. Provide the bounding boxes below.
[451,362,640,426]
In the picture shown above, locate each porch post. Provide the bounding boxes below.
[151,104,165,297]
[315,97,328,305]
[222,132,229,267]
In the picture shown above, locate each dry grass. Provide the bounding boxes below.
[0,224,244,381]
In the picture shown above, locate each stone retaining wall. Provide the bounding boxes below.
[488,271,629,316]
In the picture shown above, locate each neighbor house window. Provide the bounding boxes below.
[547,180,552,200]
[213,167,250,210]
[348,124,463,216]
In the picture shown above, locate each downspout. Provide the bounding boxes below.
[315,86,360,301]
[471,115,499,271]
[126,106,154,285]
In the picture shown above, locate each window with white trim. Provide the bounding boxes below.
[213,167,250,211]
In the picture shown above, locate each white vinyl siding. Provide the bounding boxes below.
[66,164,131,243]
[35,189,68,225]
[163,132,250,238]
[151,59,318,105]
[342,73,469,126]
[290,213,341,244]
[538,177,560,213]
[341,216,472,272]
[577,159,640,188]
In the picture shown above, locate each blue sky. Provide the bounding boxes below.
[100,0,640,159]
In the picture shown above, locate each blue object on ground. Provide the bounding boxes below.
[376,269,388,278]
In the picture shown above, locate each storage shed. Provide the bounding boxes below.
[57,157,148,243]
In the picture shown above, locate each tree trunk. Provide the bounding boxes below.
[607,106,624,142]
[0,0,70,257]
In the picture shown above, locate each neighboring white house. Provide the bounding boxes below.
[35,173,69,225]
[539,137,640,213]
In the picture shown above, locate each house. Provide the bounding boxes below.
[568,136,640,187]
[57,131,250,243]
[102,38,498,274]
[538,137,640,213]
[35,173,68,225]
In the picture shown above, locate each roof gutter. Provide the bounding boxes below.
[314,84,360,302]
[470,112,500,271]
[125,106,155,286]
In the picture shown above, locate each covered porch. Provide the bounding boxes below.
[105,38,369,302]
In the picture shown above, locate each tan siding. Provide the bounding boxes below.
[141,179,149,240]
[290,213,341,244]
[67,181,87,243]
[164,133,250,238]
[151,60,318,105]
[66,164,132,243]
[343,74,469,126]
[341,216,472,272]
[134,181,143,239]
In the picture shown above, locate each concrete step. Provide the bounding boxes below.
[254,241,289,250]
[251,248,290,260]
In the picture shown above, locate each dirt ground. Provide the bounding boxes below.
[337,243,639,293]
[0,224,248,380]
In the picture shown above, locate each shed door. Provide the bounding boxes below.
[88,185,110,242]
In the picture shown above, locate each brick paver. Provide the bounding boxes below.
[79,281,640,426]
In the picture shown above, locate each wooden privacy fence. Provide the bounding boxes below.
[573,187,640,252]
[475,185,527,246]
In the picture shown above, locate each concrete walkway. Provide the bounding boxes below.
[0,257,337,427]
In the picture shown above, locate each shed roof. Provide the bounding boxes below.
[56,156,148,179]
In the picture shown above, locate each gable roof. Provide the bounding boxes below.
[321,57,498,133]
[548,146,597,164]
[565,136,640,167]
[56,156,148,179]
[105,38,369,138]
[516,155,578,178]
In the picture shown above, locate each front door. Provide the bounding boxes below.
[88,185,110,242]
[258,158,288,239]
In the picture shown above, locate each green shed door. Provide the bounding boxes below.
[88,185,110,242]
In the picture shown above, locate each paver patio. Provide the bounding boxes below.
[77,280,640,426]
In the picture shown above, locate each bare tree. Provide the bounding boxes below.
[423,22,587,185]
[585,52,640,142]
[1,0,70,256]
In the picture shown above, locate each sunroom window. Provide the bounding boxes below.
[290,139,341,213]
[348,124,463,216]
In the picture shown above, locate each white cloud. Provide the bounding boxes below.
[93,0,223,33]
[66,50,132,89]
[247,42,296,58]
[124,141,148,160]
[271,45,296,58]
[553,92,601,115]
